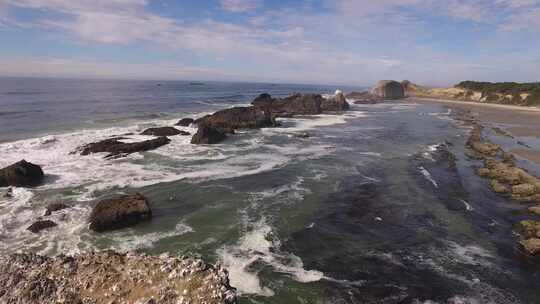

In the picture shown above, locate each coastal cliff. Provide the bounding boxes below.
[405,81,540,106]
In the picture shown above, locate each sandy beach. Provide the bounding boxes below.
[413,97,540,165]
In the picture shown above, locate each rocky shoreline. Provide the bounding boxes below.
[0,251,236,304]
[455,110,540,255]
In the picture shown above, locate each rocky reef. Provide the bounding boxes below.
[0,251,236,304]
[74,136,171,158]
[89,193,152,232]
[462,114,540,255]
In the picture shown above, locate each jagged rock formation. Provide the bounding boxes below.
[0,160,44,187]
[321,90,350,111]
[0,251,237,304]
[75,136,171,158]
[196,106,274,131]
[371,80,405,99]
[89,193,152,232]
[191,125,228,144]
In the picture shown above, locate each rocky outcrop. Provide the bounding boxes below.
[141,127,182,136]
[0,251,237,304]
[251,93,274,107]
[345,91,383,104]
[371,80,405,99]
[175,118,195,127]
[44,202,69,216]
[191,125,227,145]
[251,93,324,116]
[89,193,152,232]
[0,160,44,187]
[196,106,274,131]
[76,136,170,158]
[321,90,350,111]
[27,220,57,233]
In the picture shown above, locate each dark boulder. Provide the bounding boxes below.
[191,125,227,144]
[140,127,182,136]
[175,118,195,127]
[76,136,170,158]
[321,91,350,111]
[89,193,151,232]
[3,187,13,198]
[0,160,44,187]
[178,130,191,136]
[251,93,275,107]
[27,220,57,233]
[371,80,405,99]
[44,202,69,216]
[196,106,274,130]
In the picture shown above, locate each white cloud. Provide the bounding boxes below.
[219,0,261,13]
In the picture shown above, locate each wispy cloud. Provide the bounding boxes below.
[219,0,261,13]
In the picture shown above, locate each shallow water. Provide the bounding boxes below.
[1,79,540,303]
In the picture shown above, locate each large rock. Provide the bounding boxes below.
[89,193,152,232]
[141,127,182,136]
[175,118,195,127]
[371,80,405,99]
[196,106,274,131]
[253,93,324,116]
[518,220,540,239]
[191,125,227,144]
[76,136,170,158]
[44,202,69,216]
[0,252,237,304]
[321,90,350,111]
[0,160,44,187]
[251,93,275,107]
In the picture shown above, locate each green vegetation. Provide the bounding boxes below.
[455,81,540,106]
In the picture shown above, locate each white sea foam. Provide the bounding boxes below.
[108,221,194,252]
[218,219,324,296]
[419,166,438,188]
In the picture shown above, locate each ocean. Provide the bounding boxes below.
[0,77,539,303]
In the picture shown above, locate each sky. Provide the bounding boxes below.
[0,0,539,86]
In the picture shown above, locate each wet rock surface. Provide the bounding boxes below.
[0,251,237,304]
[76,136,171,158]
[44,202,70,216]
[196,106,274,131]
[191,125,228,144]
[141,127,183,136]
[89,193,152,232]
[0,160,44,187]
[27,220,57,233]
[175,118,195,126]
[321,91,350,111]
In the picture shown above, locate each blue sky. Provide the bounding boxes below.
[0,0,539,86]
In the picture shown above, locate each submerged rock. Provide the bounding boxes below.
[175,118,195,127]
[141,127,182,136]
[0,160,44,187]
[3,187,13,198]
[0,251,237,304]
[76,136,170,158]
[27,220,57,233]
[89,193,152,232]
[44,202,69,216]
[191,125,228,145]
[371,80,405,99]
